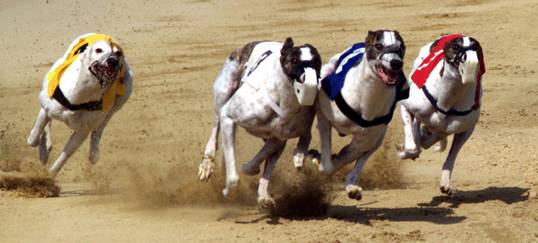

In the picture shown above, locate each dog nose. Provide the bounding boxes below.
[390,59,403,70]
[106,57,118,68]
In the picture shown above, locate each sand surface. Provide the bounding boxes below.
[1,0,537,242]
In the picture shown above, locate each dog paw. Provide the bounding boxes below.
[198,157,215,182]
[293,152,305,169]
[433,138,447,152]
[222,174,239,197]
[346,184,363,200]
[241,161,260,176]
[257,195,276,210]
[27,134,39,147]
[89,151,100,164]
[399,148,420,160]
[440,185,455,196]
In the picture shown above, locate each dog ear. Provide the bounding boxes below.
[281,37,294,55]
[365,31,377,46]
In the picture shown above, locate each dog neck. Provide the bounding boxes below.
[429,61,477,112]
[340,57,395,121]
[266,61,303,114]
[58,57,108,104]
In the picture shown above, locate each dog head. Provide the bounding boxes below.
[365,30,406,86]
[444,36,483,84]
[82,40,124,88]
[280,37,322,81]
[280,37,322,105]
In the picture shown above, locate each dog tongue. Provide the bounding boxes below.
[377,66,394,85]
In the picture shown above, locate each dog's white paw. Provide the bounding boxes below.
[222,173,239,197]
[399,148,421,160]
[257,195,276,210]
[433,138,447,152]
[241,161,260,176]
[198,156,215,182]
[293,152,305,169]
[27,132,39,147]
[346,184,363,200]
[308,149,332,173]
[440,170,454,195]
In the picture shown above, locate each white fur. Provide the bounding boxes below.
[198,41,315,208]
[312,41,399,200]
[27,33,132,177]
[399,40,482,194]
[300,47,313,61]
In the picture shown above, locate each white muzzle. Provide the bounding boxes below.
[294,67,318,106]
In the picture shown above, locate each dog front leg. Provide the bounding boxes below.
[292,131,311,169]
[219,114,239,197]
[399,104,421,159]
[344,137,382,200]
[257,141,286,209]
[49,130,90,177]
[89,115,114,165]
[27,108,50,147]
[311,111,334,174]
[440,128,474,195]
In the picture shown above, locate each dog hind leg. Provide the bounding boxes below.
[199,59,241,182]
[27,108,50,147]
[257,141,286,209]
[38,122,52,164]
[241,138,281,176]
[219,113,239,197]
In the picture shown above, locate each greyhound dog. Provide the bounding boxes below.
[399,34,485,195]
[310,30,408,200]
[27,33,132,177]
[198,37,321,208]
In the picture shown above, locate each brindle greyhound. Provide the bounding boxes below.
[399,34,485,195]
[198,37,321,208]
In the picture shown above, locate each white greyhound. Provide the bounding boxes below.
[399,34,485,195]
[310,30,409,200]
[27,33,132,177]
[198,37,322,208]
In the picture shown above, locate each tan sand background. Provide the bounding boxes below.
[0,0,537,242]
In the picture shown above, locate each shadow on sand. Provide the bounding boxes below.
[418,186,529,208]
[234,186,529,225]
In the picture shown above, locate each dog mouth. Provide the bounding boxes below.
[89,61,119,88]
[375,64,399,86]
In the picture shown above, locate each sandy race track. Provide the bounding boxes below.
[1,0,537,242]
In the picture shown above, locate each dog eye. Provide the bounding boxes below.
[115,51,123,56]
[95,48,103,54]
[375,43,383,50]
